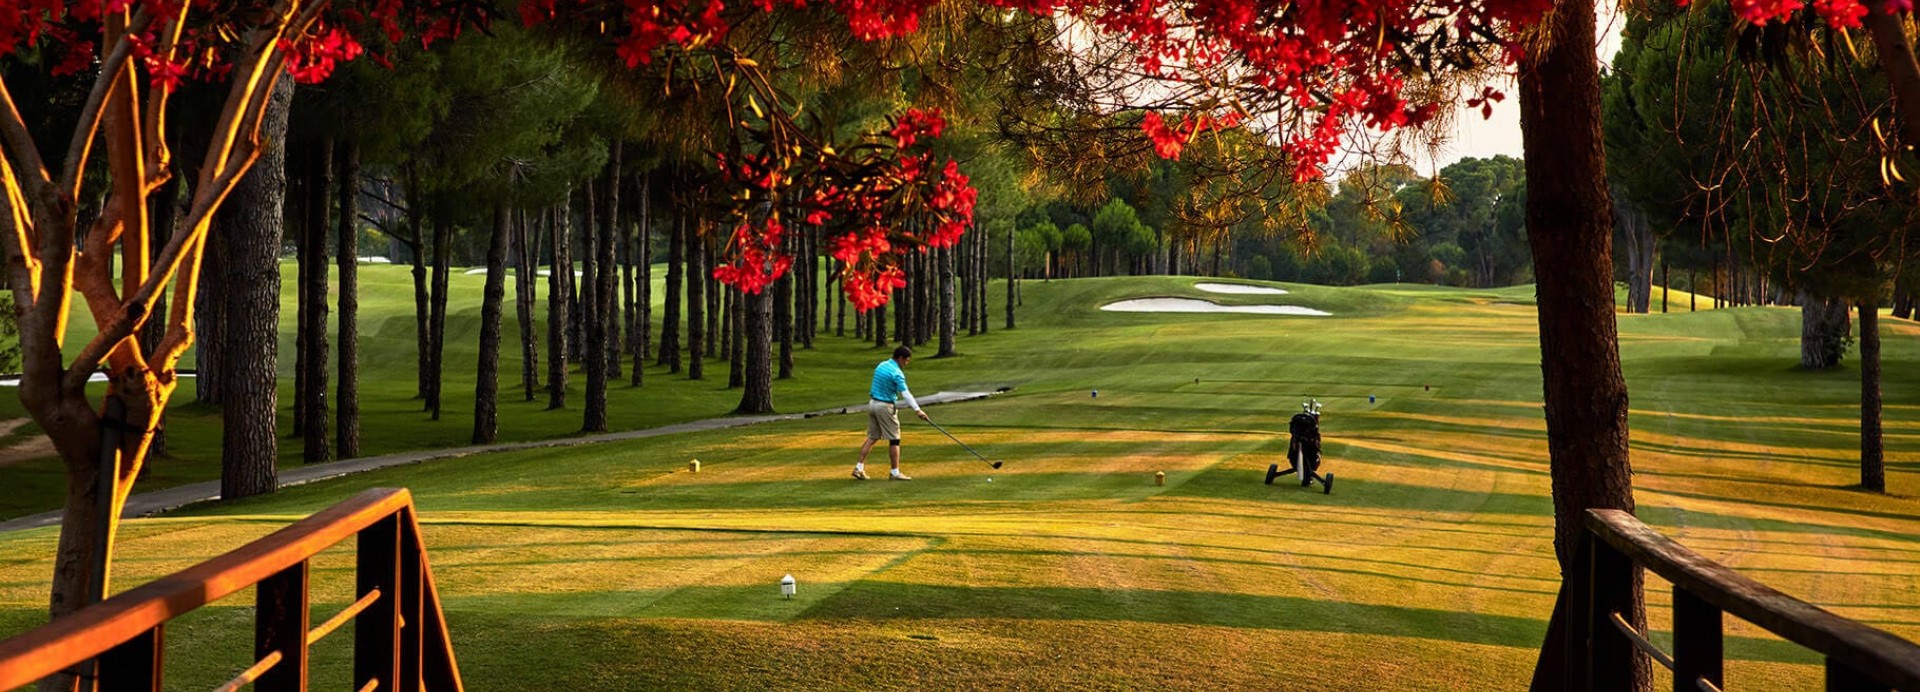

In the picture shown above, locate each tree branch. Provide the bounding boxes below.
[60,6,155,206]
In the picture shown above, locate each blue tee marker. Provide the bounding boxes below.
[1369,395,1376,404]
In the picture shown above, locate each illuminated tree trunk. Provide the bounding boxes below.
[474,202,510,444]
[1520,0,1644,687]
[1860,300,1884,492]
[334,140,360,460]
[1006,227,1017,329]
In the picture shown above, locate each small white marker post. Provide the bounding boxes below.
[781,574,796,599]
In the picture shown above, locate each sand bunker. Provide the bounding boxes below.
[1101,297,1330,316]
[1195,282,1289,295]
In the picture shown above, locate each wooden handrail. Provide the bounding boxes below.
[0,488,460,691]
[1585,509,1920,690]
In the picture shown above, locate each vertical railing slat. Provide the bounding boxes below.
[399,508,425,692]
[1589,534,1637,692]
[1673,587,1722,692]
[255,561,311,692]
[355,515,402,691]
[95,625,162,692]
[1826,657,1891,692]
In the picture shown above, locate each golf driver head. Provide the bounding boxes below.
[991,461,1003,469]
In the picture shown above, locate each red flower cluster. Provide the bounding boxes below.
[890,107,946,148]
[712,219,796,294]
[281,25,366,85]
[1140,110,1247,162]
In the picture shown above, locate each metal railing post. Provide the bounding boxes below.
[255,561,310,691]
[355,515,402,691]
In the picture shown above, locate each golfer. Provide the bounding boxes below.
[855,345,928,481]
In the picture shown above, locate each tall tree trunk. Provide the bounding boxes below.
[517,205,541,401]
[428,213,452,421]
[1661,259,1669,313]
[776,252,794,379]
[335,141,360,460]
[605,152,623,382]
[836,263,847,338]
[217,78,293,499]
[1801,295,1851,370]
[1891,272,1913,319]
[301,138,332,463]
[1006,227,1017,330]
[407,166,431,400]
[140,177,177,463]
[728,287,745,388]
[585,156,615,433]
[474,203,511,444]
[687,220,706,380]
[706,237,721,358]
[1860,299,1884,492]
[634,177,651,385]
[721,269,735,362]
[737,289,775,413]
[1520,0,1644,686]
[662,215,683,372]
[193,181,225,407]
[874,301,889,347]
[547,198,572,409]
[938,245,957,357]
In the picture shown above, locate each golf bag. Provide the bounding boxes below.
[1266,400,1333,493]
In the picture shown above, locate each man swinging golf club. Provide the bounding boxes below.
[855,345,928,481]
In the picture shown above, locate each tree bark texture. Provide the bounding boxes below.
[407,166,431,401]
[939,245,957,357]
[300,138,332,463]
[584,167,611,433]
[334,140,360,459]
[728,287,745,388]
[1519,0,1644,687]
[635,180,652,383]
[1860,300,1885,492]
[738,289,775,413]
[662,215,683,372]
[518,207,541,401]
[687,220,706,380]
[216,78,293,499]
[428,214,452,421]
[776,254,794,379]
[1801,295,1851,370]
[474,203,511,444]
[547,197,572,410]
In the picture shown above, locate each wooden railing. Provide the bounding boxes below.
[0,488,462,691]
[1580,509,1920,691]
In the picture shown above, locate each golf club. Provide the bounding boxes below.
[926,419,1003,469]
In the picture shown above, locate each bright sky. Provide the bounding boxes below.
[1394,7,1629,173]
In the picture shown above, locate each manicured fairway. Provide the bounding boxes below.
[2,275,1917,690]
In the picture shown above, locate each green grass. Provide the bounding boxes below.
[3,273,1919,689]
